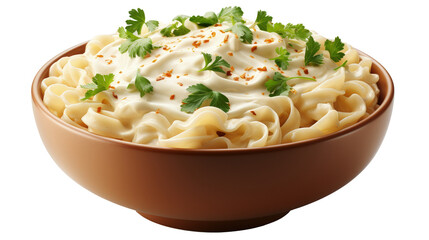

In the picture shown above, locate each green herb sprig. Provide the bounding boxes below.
[81,74,115,100]
[181,84,230,113]
[199,52,231,73]
[265,72,315,97]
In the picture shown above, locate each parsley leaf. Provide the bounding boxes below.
[81,74,115,100]
[265,72,315,97]
[254,10,273,31]
[267,22,311,41]
[181,84,230,113]
[189,12,218,27]
[270,47,291,70]
[126,8,146,34]
[324,36,345,62]
[199,52,230,73]
[128,71,153,97]
[161,15,191,37]
[304,36,324,66]
[218,6,244,24]
[145,20,159,32]
[125,8,159,34]
[118,27,158,58]
[226,23,253,43]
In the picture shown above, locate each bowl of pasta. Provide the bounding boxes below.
[32,7,394,232]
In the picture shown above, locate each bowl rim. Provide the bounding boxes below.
[32,42,394,154]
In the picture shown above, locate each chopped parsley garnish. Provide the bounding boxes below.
[199,52,231,73]
[267,22,311,41]
[270,47,291,70]
[118,27,158,58]
[217,6,244,24]
[125,8,159,34]
[304,36,324,66]
[265,72,315,97]
[181,84,230,113]
[324,36,345,62]
[226,23,253,43]
[81,73,115,100]
[334,60,348,70]
[161,15,191,37]
[127,71,153,97]
[189,12,219,27]
[254,10,273,31]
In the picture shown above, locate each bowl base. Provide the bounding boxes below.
[137,211,288,232]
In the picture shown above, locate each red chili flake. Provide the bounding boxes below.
[297,50,303,53]
[109,86,115,89]
[112,92,118,99]
[240,73,246,79]
[219,30,225,33]
[152,59,157,63]
[223,35,229,43]
[245,66,253,71]
[312,76,316,79]
[183,73,189,76]
[176,75,180,78]
[216,131,226,137]
[214,23,222,27]
[192,40,202,48]
[155,54,161,58]
[163,46,170,51]
[264,38,274,43]
[294,49,298,53]
[227,52,233,56]
[250,55,255,58]
[97,107,102,113]
[156,76,165,81]
[170,94,175,100]
[156,109,160,114]
[233,77,239,81]
[234,34,239,39]
[253,41,258,44]
[96,55,103,58]
[251,46,257,52]
[297,70,302,76]
[203,39,210,43]
[177,82,183,86]
[300,67,309,74]
[230,66,235,71]
[250,110,256,116]
[261,92,265,95]
[257,66,267,71]
[211,32,216,37]
[163,69,173,78]
[119,71,123,74]
[226,71,232,76]
[246,75,254,81]
[111,55,116,58]
[144,53,151,58]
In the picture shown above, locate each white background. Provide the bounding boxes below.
[1,0,428,239]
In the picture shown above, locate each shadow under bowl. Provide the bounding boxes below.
[32,42,394,232]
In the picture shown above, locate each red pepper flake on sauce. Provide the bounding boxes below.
[192,40,202,48]
[250,110,257,116]
[251,46,257,52]
[223,35,229,43]
[203,39,210,43]
[245,66,253,71]
[250,55,255,59]
[240,73,247,79]
[97,107,102,113]
[227,52,233,56]
[246,75,254,81]
[211,32,216,37]
[257,66,267,71]
[156,76,165,81]
[112,92,118,99]
[163,46,170,51]
[155,109,160,114]
[264,38,274,43]
[312,76,317,79]
[226,71,232,76]
[163,69,173,78]
[177,82,183,86]
[96,55,104,58]
[144,53,151,58]
[233,77,239,81]
[297,70,302,76]
[214,23,222,27]
[152,59,157,63]
[170,94,175,100]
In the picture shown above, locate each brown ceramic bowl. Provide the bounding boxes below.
[32,42,394,232]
